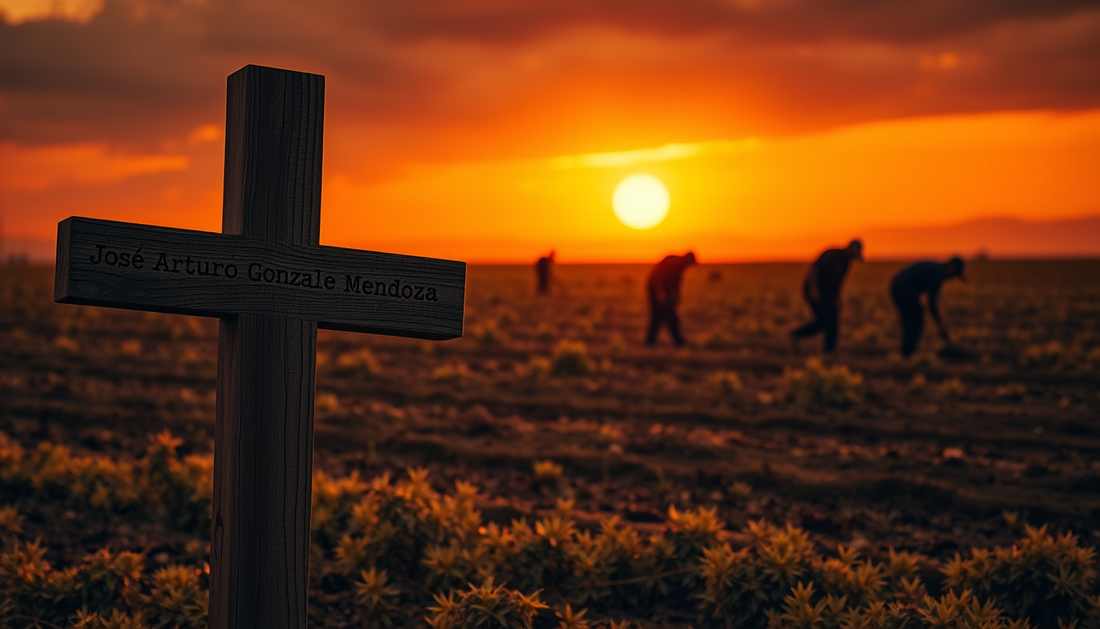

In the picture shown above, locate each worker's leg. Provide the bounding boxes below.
[892,287,923,358]
[901,306,923,358]
[820,301,839,353]
[645,300,662,345]
[667,305,685,346]
[792,299,823,339]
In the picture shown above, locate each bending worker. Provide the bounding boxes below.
[645,251,697,346]
[535,250,555,295]
[890,256,966,358]
[790,239,863,354]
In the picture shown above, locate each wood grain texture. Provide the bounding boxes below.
[55,216,465,340]
[211,65,321,629]
[213,314,315,629]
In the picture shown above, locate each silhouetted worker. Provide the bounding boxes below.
[645,251,697,346]
[891,257,966,358]
[790,239,864,354]
[535,250,555,295]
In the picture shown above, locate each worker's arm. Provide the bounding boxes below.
[928,288,951,342]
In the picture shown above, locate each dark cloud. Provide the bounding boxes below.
[360,0,1097,45]
[0,0,1096,163]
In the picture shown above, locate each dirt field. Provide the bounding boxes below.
[2,260,1099,623]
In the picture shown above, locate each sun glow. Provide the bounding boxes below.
[612,174,670,230]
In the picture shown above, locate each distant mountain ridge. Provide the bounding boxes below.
[4,215,1097,264]
[859,215,1100,259]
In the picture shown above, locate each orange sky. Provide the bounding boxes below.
[1,0,1098,262]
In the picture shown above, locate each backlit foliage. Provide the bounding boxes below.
[354,567,400,628]
[551,340,592,376]
[783,358,863,409]
[942,525,1097,627]
[0,431,211,533]
[1,434,1097,627]
[427,578,547,629]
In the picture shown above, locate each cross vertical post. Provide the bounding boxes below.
[210,65,323,629]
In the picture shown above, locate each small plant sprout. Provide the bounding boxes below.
[711,370,743,395]
[0,505,23,539]
[555,604,590,629]
[995,382,1027,401]
[474,321,509,347]
[551,340,592,376]
[727,481,752,499]
[908,373,927,393]
[118,339,142,359]
[316,392,342,414]
[704,329,735,349]
[354,567,400,628]
[597,424,623,445]
[784,358,863,409]
[53,335,80,354]
[609,332,626,353]
[940,377,966,399]
[533,459,564,483]
[518,356,552,380]
[1020,341,1066,368]
[426,578,547,629]
[334,348,382,376]
[431,362,471,383]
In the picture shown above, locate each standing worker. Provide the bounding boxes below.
[790,239,864,355]
[535,250,555,295]
[645,251,697,346]
[890,257,966,358]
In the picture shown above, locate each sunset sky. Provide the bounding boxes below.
[1,0,1098,262]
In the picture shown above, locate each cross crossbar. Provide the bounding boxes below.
[56,216,464,339]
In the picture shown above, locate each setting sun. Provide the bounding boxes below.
[612,174,670,230]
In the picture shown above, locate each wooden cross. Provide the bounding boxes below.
[53,65,466,628]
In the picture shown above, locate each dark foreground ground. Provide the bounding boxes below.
[2,260,1098,624]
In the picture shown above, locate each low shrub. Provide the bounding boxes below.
[1019,341,1066,369]
[852,323,885,348]
[551,340,591,376]
[940,377,966,399]
[704,330,736,350]
[1,431,211,533]
[0,543,145,626]
[427,578,547,629]
[353,567,400,628]
[118,339,143,359]
[942,525,1097,626]
[711,370,743,395]
[2,433,1098,628]
[432,362,471,383]
[0,505,22,540]
[533,460,564,483]
[312,469,368,548]
[334,348,382,376]
[517,357,552,380]
[0,541,207,629]
[144,432,213,534]
[783,358,862,409]
[335,470,480,582]
[995,382,1027,401]
[473,321,509,347]
[908,373,927,394]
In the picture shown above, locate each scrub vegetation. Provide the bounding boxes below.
[1,261,1099,627]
